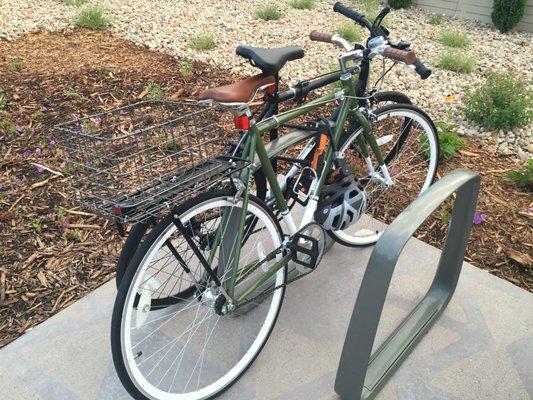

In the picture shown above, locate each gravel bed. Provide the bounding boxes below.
[1,0,531,157]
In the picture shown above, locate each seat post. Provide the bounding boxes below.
[269,73,280,142]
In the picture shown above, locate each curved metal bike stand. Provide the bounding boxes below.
[334,169,480,400]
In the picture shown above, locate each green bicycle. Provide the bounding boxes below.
[89,3,440,400]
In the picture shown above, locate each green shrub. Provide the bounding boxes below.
[428,14,444,25]
[438,28,470,48]
[187,32,216,50]
[421,121,467,160]
[505,159,533,190]
[75,4,109,30]
[464,73,531,129]
[146,83,170,100]
[253,4,282,20]
[360,0,380,22]
[179,59,194,76]
[9,58,22,72]
[31,220,43,233]
[436,51,475,73]
[61,0,87,6]
[388,0,412,9]
[491,0,527,33]
[289,0,315,10]
[335,21,363,43]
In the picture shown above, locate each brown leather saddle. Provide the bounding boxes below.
[198,45,304,104]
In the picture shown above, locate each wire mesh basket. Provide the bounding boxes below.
[56,100,248,223]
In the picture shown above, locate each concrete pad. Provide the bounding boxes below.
[1,235,532,400]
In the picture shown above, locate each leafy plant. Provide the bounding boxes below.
[436,51,475,73]
[464,73,531,129]
[146,83,170,100]
[61,0,87,5]
[75,4,109,30]
[388,0,411,9]
[505,159,533,191]
[335,21,363,43]
[289,0,315,10]
[68,229,82,242]
[438,28,470,48]
[253,4,282,21]
[428,14,444,25]
[9,58,22,72]
[31,220,44,233]
[187,32,217,50]
[492,0,527,33]
[57,207,67,221]
[360,0,380,22]
[179,59,194,76]
[65,86,78,97]
[421,121,467,160]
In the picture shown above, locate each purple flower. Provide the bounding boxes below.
[117,109,129,116]
[0,183,5,190]
[526,208,532,215]
[35,147,44,157]
[40,105,48,112]
[90,116,102,126]
[472,213,487,225]
[16,125,25,134]
[22,149,30,158]
[35,165,44,174]
[49,138,56,146]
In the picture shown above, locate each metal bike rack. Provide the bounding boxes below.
[334,169,480,400]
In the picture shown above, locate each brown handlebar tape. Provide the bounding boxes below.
[309,31,334,43]
[383,47,416,65]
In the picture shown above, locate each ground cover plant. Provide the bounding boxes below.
[505,159,533,191]
[464,72,531,129]
[437,51,475,73]
[335,21,363,43]
[60,0,87,5]
[253,4,282,21]
[75,4,108,30]
[422,121,467,160]
[438,28,470,48]
[187,32,216,50]
[289,0,315,10]
[428,14,444,25]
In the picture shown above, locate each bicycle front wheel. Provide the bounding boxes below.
[111,189,286,400]
[329,104,439,247]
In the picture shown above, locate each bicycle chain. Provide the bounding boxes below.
[232,223,322,310]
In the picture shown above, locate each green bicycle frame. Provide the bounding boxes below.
[211,75,382,307]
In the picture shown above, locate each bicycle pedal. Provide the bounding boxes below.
[286,223,326,270]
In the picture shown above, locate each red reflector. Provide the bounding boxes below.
[233,115,250,130]
[264,84,276,95]
[113,207,122,216]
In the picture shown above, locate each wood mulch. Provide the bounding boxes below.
[0,29,235,348]
[0,29,531,349]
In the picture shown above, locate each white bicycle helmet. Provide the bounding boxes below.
[314,175,367,231]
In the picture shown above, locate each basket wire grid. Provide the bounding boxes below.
[56,100,248,223]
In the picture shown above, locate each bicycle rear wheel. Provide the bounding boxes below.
[111,189,286,400]
[328,103,439,247]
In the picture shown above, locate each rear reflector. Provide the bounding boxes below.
[234,115,250,130]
